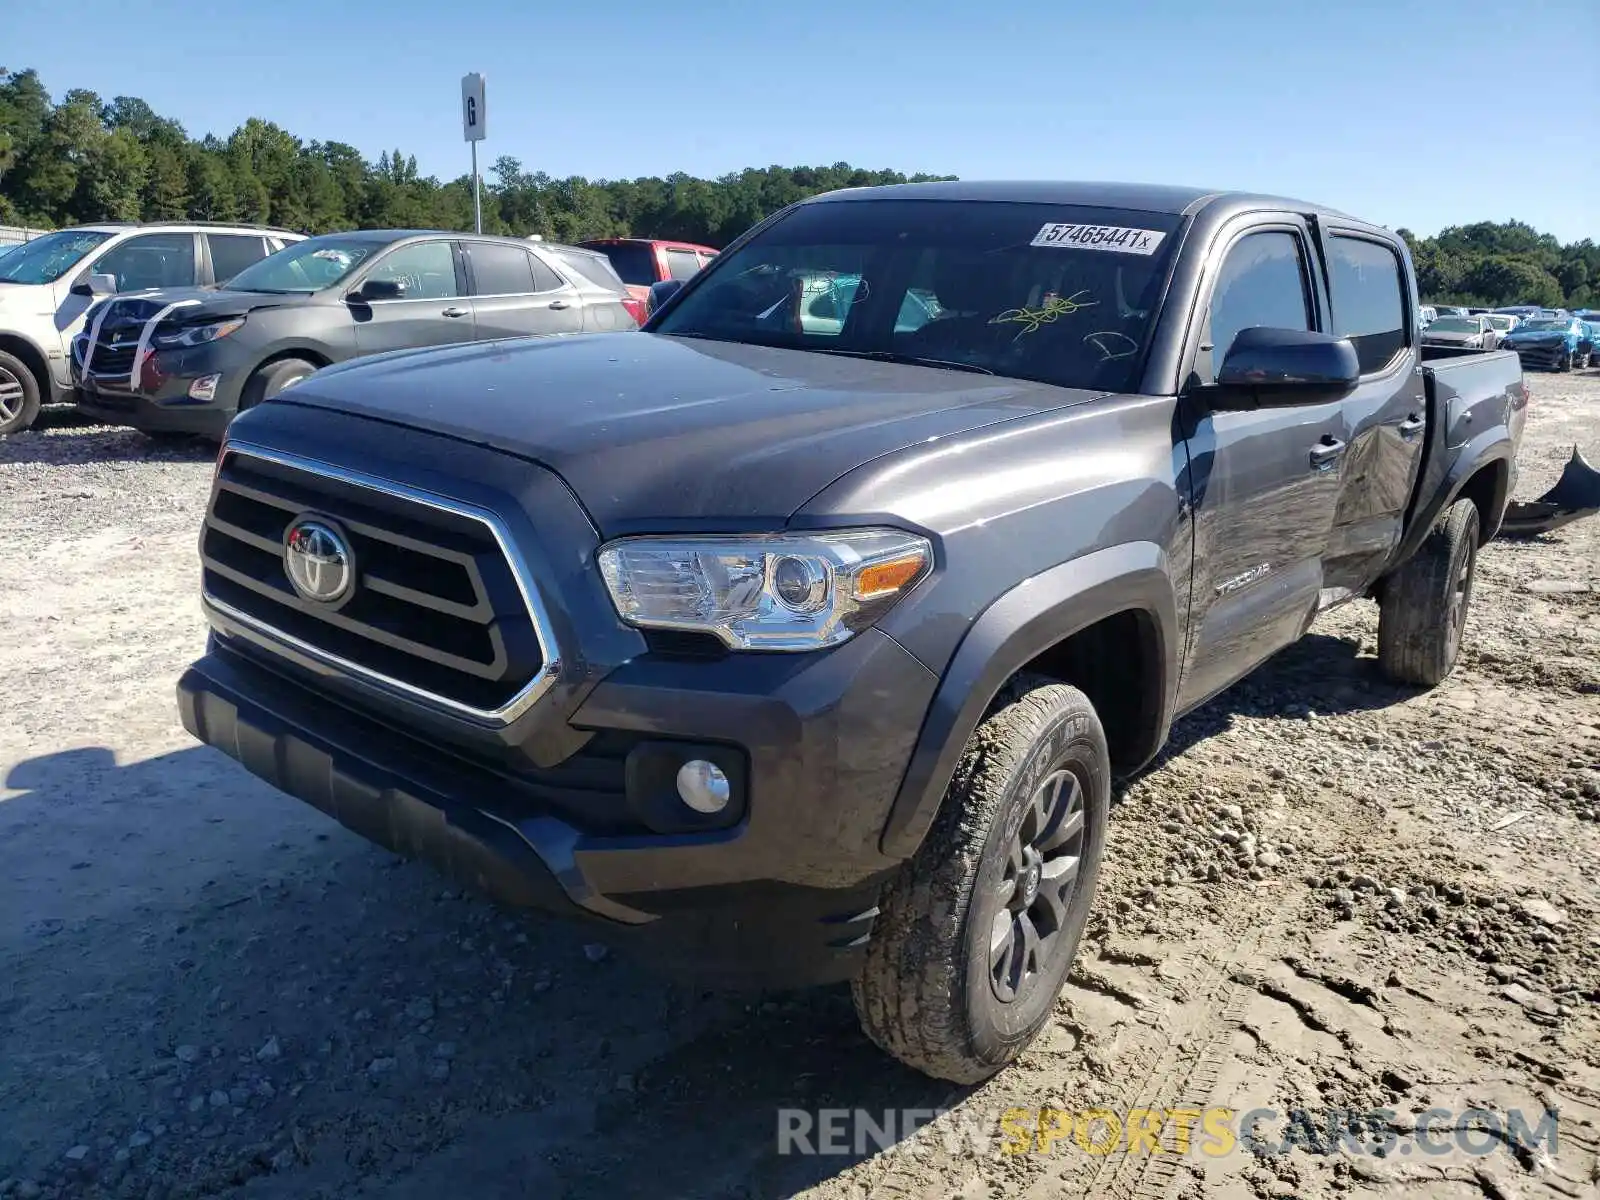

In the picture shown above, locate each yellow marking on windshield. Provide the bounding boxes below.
[988,290,1098,336]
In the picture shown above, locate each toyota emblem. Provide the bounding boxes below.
[283,518,354,604]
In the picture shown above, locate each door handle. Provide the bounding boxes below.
[1397,414,1426,440]
[1308,437,1346,471]
[547,299,571,310]
[442,306,470,318]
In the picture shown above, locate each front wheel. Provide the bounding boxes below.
[1555,349,1573,373]
[0,350,42,436]
[1377,498,1480,687]
[239,357,317,412]
[852,678,1109,1083]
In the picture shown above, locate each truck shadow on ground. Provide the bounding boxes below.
[0,744,956,1199]
[1,631,1421,1196]
[1153,629,1413,765]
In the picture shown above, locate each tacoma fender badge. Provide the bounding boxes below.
[1216,563,1272,596]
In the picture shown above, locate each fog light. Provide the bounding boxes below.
[676,759,730,814]
[188,373,221,402]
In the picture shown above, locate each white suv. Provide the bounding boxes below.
[0,222,305,434]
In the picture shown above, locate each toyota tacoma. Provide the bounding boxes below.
[178,181,1526,1082]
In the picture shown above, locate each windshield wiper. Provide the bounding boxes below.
[812,348,996,375]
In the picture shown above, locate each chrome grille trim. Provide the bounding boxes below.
[201,440,562,726]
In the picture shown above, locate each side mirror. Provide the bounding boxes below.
[1208,326,1360,409]
[349,278,405,303]
[71,272,118,298]
[645,278,683,318]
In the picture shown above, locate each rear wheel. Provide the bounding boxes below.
[239,357,317,412]
[1377,498,1480,687]
[0,350,42,436]
[852,678,1109,1083]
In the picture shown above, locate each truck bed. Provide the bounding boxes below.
[1398,346,1525,556]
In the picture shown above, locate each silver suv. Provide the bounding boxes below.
[0,221,304,434]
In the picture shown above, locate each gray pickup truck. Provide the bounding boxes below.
[177,181,1526,1083]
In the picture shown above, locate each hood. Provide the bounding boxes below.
[1506,329,1567,342]
[1422,330,1480,342]
[86,287,309,328]
[273,333,1105,532]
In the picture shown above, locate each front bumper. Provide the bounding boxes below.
[1506,341,1572,370]
[71,337,248,434]
[180,631,923,987]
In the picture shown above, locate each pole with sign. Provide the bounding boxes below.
[461,73,486,234]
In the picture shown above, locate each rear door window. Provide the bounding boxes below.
[207,233,269,283]
[551,249,626,294]
[529,253,566,293]
[467,242,536,295]
[586,242,657,286]
[1326,235,1409,374]
[665,249,702,281]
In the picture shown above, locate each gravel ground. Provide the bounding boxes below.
[1,377,1597,1200]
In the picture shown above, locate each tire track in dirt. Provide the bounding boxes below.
[1020,901,1281,1199]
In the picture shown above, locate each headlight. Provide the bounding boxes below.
[598,528,932,651]
[151,316,245,350]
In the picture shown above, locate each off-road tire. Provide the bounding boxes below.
[1377,497,1480,687]
[239,357,316,412]
[0,350,42,436]
[852,677,1109,1083]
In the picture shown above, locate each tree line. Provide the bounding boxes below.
[1399,222,1597,311]
[0,67,950,250]
[1,66,1593,307]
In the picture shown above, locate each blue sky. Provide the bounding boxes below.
[9,0,1599,242]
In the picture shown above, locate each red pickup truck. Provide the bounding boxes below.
[578,238,719,312]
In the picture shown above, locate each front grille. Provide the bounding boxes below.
[201,447,554,722]
[87,344,138,376]
[79,302,157,385]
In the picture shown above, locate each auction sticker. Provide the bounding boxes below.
[1031,224,1166,255]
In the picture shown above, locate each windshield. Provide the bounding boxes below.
[584,241,658,287]
[0,228,114,285]
[225,235,382,293]
[1518,320,1567,332]
[1484,316,1514,330]
[652,200,1183,393]
[1428,318,1480,333]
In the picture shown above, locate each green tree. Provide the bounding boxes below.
[75,126,147,220]
[186,153,237,221]
[141,143,190,219]
[1461,256,1563,307]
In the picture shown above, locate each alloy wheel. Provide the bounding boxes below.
[0,369,23,425]
[989,767,1087,1004]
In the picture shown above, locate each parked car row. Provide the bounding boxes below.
[0,221,306,434]
[0,222,719,436]
[73,231,638,438]
[1498,315,1599,372]
[1418,299,1599,371]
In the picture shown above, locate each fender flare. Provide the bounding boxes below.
[878,541,1180,859]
